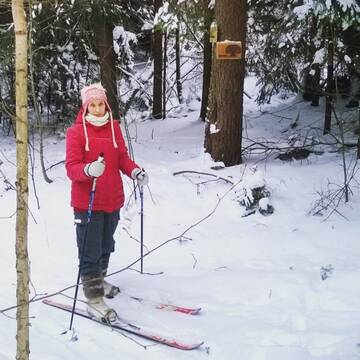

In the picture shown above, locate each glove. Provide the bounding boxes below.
[84,159,105,178]
[131,167,149,187]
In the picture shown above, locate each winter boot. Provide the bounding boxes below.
[82,273,117,322]
[102,271,120,299]
[87,296,117,323]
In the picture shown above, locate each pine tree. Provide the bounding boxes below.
[205,0,247,166]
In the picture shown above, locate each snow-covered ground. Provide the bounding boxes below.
[1,79,360,359]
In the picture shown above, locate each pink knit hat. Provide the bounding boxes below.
[81,83,107,109]
[80,83,118,151]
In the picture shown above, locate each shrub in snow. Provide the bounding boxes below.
[320,264,334,280]
[236,169,274,216]
[277,148,312,161]
[258,197,274,215]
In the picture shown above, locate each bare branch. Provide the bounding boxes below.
[173,170,234,184]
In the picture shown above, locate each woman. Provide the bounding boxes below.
[65,83,148,322]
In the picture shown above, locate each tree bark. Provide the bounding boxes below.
[94,19,120,120]
[12,0,30,359]
[302,13,320,106]
[357,106,360,159]
[324,23,334,134]
[200,0,213,121]
[29,8,52,184]
[205,0,246,166]
[163,30,167,119]
[152,0,163,119]
[175,23,183,104]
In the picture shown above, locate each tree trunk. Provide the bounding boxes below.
[200,0,213,121]
[205,0,246,166]
[163,30,167,119]
[29,8,52,184]
[94,19,120,120]
[357,106,360,159]
[12,1,30,359]
[152,0,163,119]
[324,23,334,134]
[175,23,183,104]
[302,12,320,105]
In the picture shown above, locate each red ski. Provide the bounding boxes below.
[43,299,204,351]
[126,294,202,315]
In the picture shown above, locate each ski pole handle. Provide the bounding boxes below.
[90,152,104,190]
[97,152,104,162]
[88,152,104,205]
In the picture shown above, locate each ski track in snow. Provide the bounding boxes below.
[1,80,360,359]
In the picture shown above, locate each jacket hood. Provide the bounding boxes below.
[74,106,86,124]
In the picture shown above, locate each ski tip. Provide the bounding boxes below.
[190,308,202,315]
[175,307,202,315]
[182,341,204,350]
[42,298,56,306]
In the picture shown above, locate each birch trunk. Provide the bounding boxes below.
[12,0,30,359]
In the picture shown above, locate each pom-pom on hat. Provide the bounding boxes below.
[80,83,118,151]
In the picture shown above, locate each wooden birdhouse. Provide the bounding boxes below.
[216,41,242,60]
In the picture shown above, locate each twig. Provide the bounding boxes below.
[121,227,150,253]
[28,136,41,210]
[128,268,163,276]
[0,166,38,224]
[173,170,234,185]
[0,211,16,219]
[331,103,349,202]
[45,160,65,171]
[0,149,16,167]
[248,99,304,120]
[309,157,358,221]
[191,254,198,269]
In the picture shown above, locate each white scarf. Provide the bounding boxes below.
[85,112,109,127]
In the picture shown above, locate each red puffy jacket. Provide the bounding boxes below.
[65,106,138,212]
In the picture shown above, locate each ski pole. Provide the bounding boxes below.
[69,152,104,332]
[140,185,144,274]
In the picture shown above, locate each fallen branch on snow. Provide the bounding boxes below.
[173,170,234,185]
